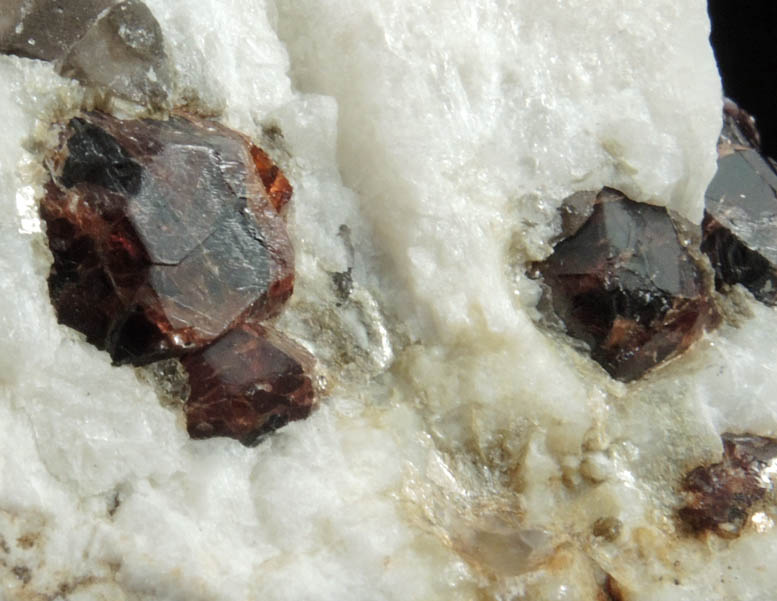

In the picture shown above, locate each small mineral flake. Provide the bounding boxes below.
[751,512,774,534]
[15,185,41,234]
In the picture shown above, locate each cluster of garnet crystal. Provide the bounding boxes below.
[531,101,777,382]
[41,111,315,445]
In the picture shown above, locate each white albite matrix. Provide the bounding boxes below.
[3,1,776,600]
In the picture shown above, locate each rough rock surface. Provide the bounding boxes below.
[6,1,777,601]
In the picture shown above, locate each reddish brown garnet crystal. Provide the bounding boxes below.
[679,433,777,538]
[41,111,315,444]
[532,188,718,382]
[183,323,315,445]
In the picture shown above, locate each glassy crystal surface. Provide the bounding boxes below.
[0,0,170,106]
[702,101,777,305]
[61,0,171,106]
[182,323,316,446]
[679,433,777,538]
[532,188,718,382]
[41,111,295,365]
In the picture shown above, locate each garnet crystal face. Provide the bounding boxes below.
[702,101,777,306]
[41,110,314,444]
[42,111,294,365]
[531,188,718,382]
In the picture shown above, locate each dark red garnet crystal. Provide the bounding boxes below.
[531,188,718,382]
[41,111,315,444]
[702,101,777,305]
[183,323,315,445]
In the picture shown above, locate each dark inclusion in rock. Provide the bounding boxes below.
[702,100,777,305]
[679,433,777,538]
[531,188,718,382]
[41,110,314,444]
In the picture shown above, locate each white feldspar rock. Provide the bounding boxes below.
[4,1,777,601]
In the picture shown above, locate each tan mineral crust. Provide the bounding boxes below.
[1,1,777,601]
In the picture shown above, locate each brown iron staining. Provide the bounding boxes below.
[530,188,718,382]
[40,111,315,445]
[678,433,777,538]
[597,574,626,601]
[702,100,777,306]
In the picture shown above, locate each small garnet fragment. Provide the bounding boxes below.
[531,188,718,382]
[678,433,777,538]
[182,323,315,446]
[41,111,294,365]
[702,100,777,305]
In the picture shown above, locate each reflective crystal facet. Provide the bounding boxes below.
[40,110,313,444]
[1,0,170,106]
[702,101,777,305]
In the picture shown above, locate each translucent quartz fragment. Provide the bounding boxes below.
[702,101,777,305]
[532,188,718,382]
[41,111,295,365]
[182,323,316,446]
[0,0,170,106]
[60,0,171,106]
[679,433,777,538]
